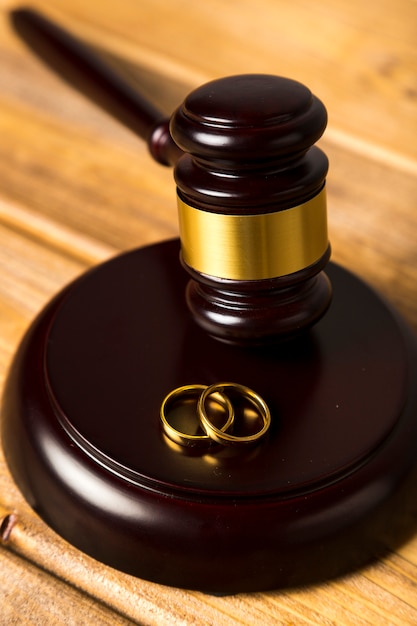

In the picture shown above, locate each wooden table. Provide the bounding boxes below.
[1,0,416,623]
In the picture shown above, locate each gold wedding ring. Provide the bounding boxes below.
[198,383,271,446]
[160,382,271,450]
[160,384,234,447]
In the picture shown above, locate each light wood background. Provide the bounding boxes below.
[1,0,417,623]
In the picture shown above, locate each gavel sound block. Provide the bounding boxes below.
[2,74,417,593]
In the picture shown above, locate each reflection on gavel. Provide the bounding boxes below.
[12,8,332,345]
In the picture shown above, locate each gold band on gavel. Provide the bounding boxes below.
[177,187,328,281]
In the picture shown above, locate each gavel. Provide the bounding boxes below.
[12,8,331,344]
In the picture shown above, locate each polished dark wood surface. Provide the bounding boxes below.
[3,238,417,592]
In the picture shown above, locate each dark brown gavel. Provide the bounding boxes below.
[12,8,331,345]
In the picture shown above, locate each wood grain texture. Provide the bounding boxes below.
[0,0,416,623]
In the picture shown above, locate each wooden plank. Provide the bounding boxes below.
[2,496,417,625]
[0,549,136,625]
[1,0,414,161]
[0,100,177,252]
[323,138,417,331]
[0,222,86,319]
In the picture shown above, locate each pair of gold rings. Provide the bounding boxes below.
[160,382,271,449]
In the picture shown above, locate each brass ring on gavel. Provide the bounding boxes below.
[160,384,234,447]
[197,382,271,446]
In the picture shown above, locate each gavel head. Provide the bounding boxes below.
[170,74,331,345]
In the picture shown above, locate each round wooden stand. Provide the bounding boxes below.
[2,238,417,593]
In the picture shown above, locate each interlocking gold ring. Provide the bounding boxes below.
[198,382,271,446]
[160,384,234,447]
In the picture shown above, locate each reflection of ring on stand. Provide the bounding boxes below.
[160,384,234,448]
[198,382,271,447]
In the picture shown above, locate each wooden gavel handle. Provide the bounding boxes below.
[10,7,183,166]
